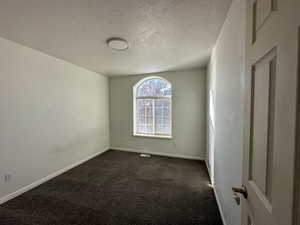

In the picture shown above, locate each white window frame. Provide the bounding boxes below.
[133,76,172,139]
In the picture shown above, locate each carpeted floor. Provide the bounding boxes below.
[0,150,223,225]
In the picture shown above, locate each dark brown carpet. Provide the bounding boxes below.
[0,150,223,225]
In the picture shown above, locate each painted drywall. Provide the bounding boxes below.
[207,0,246,225]
[0,36,109,200]
[109,69,207,159]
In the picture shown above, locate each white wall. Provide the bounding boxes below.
[110,69,207,159]
[0,37,109,200]
[207,0,246,225]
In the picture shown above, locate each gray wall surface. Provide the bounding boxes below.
[109,69,207,159]
[207,0,246,224]
[0,37,109,200]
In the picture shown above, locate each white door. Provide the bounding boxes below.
[234,0,300,225]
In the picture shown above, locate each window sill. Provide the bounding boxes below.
[133,134,172,139]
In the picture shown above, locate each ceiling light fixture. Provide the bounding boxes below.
[106,37,129,51]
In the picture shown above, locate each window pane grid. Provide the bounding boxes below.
[137,78,171,97]
[135,98,171,136]
[154,99,171,135]
[135,78,171,137]
[136,99,153,134]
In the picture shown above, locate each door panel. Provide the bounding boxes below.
[248,216,253,225]
[252,0,278,43]
[249,50,276,204]
[256,0,272,30]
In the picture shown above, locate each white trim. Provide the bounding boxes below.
[133,76,172,138]
[0,148,109,205]
[204,160,212,183]
[294,29,300,225]
[110,147,205,161]
[133,133,172,139]
[136,96,171,99]
[203,160,227,225]
[213,186,228,225]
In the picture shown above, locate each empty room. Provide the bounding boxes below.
[0,0,299,225]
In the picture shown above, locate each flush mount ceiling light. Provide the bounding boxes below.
[106,37,129,51]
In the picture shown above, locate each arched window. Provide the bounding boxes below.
[133,76,172,138]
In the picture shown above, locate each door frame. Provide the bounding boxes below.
[293,26,300,225]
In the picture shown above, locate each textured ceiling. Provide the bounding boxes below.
[0,0,232,76]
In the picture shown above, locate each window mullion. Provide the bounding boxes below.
[152,99,155,134]
[136,96,171,100]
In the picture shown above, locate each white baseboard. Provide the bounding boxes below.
[204,160,213,185]
[203,160,227,225]
[0,148,109,205]
[110,147,205,161]
[213,185,228,225]
[204,160,211,175]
